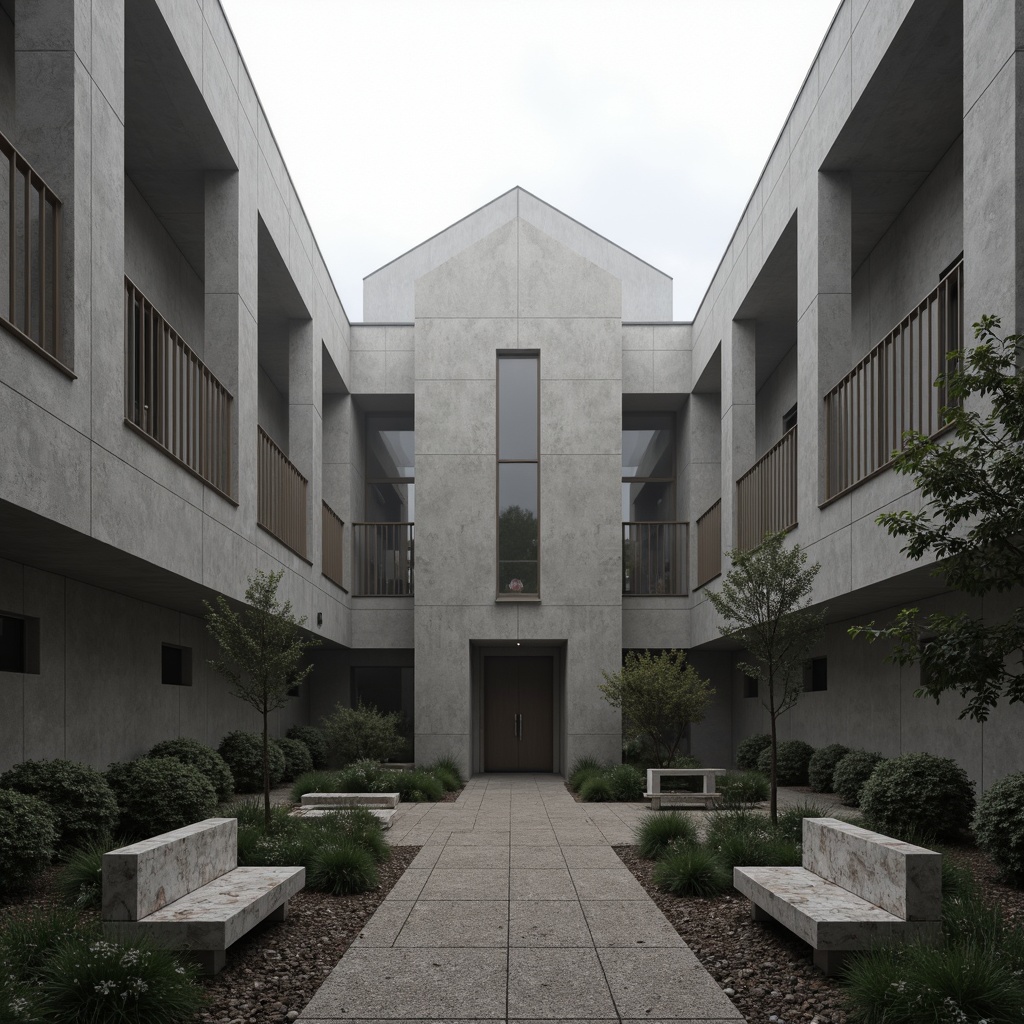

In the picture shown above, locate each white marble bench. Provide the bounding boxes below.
[299,791,400,809]
[645,768,726,809]
[733,817,942,975]
[101,818,304,975]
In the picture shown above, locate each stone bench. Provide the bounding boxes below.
[101,817,305,975]
[645,768,726,809]
[733,817,942,975]
[299,791,400,809]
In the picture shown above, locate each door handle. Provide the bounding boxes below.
[518,713,523,740]
[513,713,518,738]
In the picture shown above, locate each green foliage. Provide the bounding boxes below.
[106,758,218,840]
[274,737,314,783]
[708,532,826,823]
[599,649,715,768]
[0,789,57,898]
[0,759,118,851]
[321,702,404,766]
[57,836,122,910]
[336,760,392,793]
[421,755,465,792]
[756,739,814,786]
[703,810,801,871]
[807,743,850,793]
[973,771,1024,885]
[775,802,831,845]
[286,725,330,770]
[833,749,887,807]
[736,733,772,771]
[307,838,379,895]
[652,846,731,896]
[633,811,698,859]
[218,730,285,793]
[849,317,1024,723]
[147,737,234,803]
[606,764,645,801]
[860,752,976,843]
[717,770,769,808]
[290,769,342,803]
[568,755,604,791]
[305,808,390,864]
[577,773,614,802]
[389,769,445,802]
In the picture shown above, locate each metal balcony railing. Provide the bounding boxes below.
[824,260,963,500]
[353,522,414,596]
[622,521,688,596]
[736,426,797,551]
[322,501,345,588]
[257,427,308,559]
[695,498,722,588]
[124,278,233,497]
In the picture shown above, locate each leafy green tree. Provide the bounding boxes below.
[599,649,714,768]
[849,315,1024,722]
[321,702,404,766]
[205,570,319,826]
[707,532,825,824]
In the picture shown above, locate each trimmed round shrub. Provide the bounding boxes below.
[607,764,645,801]
[633,811,698,859]
[0,759,118,850]
[286,725,330,770]
[307,838,379,894]
[736,733,772,771]
[218,730,285,793]
[577,773,614,802]
[757,739,815,785]
[106,758,218,839]
[807,743,850,793]
[147,737,234,803]
[973,771,1024,885]
[652,846,731,897]
[833,749,886,807]
[274,737,313,783]
[860,752,976,843]
[0,789,57,898]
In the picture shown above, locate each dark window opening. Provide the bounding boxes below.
[743,674,758,699]
[939,253,964,282]
[0,613,39,674]
[803,656,827,692]
[161,644,192,686]
[782,404,798,434]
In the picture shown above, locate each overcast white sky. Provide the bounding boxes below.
[220,0,840,323]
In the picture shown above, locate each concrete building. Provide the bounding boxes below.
[1,0,1020,789]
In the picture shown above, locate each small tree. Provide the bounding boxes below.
[599,649,714,768]
[321,702,404,766]
[707,531,825,824]
[849,316,1024,722]
[205,570,319,826]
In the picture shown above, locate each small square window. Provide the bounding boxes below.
[0,613,40,674]
[161,644,192,686]
[803,657,827,692]
[743,674,758,699]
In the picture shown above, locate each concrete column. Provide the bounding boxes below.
[720,320,755,552]
[288,318,321,567]
[685,393,722,578]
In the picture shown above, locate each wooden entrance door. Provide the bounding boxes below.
[483,656,554,771]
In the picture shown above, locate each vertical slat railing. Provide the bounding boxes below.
[123,278,233,496]
[824,260,962,499]
[322,501,345,588]
[695,498,722,588]
[257,427,308,559]
[352,523,415,596]
[735,426,798,551]
[621,521,688,596]
[0,131,63,365]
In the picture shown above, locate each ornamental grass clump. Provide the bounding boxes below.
[568,755,604,792]
[973,770,1024,886]
[717,770,769,808]
[57,836,122,910]
[290,769,342,803]
[775,802,831,845]
[633,811,698,859]
[807,743,850,793]
[606,764,645,801]
[577,773,614,802]
[307,839,379,895]
[422,755,465,792]
[703,810,800,871]
[652,846,731,897]
[390,769,445,802]
[306,808,390,864]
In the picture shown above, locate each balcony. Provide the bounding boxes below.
[824,260,962,500]
[353,522,414,596]
[124,278,233,497]
[622,521,688,596]
[736,426,797,551]
[1,131,64,370]
[321,501,345,589]
[257,427,308,559]
[695,498,722,588]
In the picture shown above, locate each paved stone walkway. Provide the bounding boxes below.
[299,774,743,1023]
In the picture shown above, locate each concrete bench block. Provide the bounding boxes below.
[300,792,400,809]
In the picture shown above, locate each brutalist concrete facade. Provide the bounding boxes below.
[1,0,1021,790]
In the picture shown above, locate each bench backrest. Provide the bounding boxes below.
[802,818,940,921]
[102,817,238,922]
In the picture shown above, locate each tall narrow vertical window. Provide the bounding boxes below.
[497,354,539,597]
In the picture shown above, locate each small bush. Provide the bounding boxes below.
[422,755,464,792]
[290,769,343,803]
[757,739,815,786]
[833,749,887,807]
[0,789,57,898]
[775,802,831,845]
[0,759,118,850]
[652,846,731,896]
[807,743,850,793]
[0,908,88,1009]
[286,725,330,770]
[106,758,218,839]
[305,808,390,864]
[578,773,614,802]
[718,771,769,808]
[607,764,645,801]
[147,737,234,803]
[704,810,801,871]
[218,730,285,793]
[57,836,121,910]
[274,737,314,783]
[974,771,1024,886]
[860,752,976,843]
[335,759,391,793]
[389,769,444,802]
[736,733,772,770]
[568,755,604,791]
[633,811,698,859]
[321,702,403,766]
[307,839,379,895]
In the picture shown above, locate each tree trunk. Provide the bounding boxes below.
[263,710,271,829]
[769,707,778,827]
